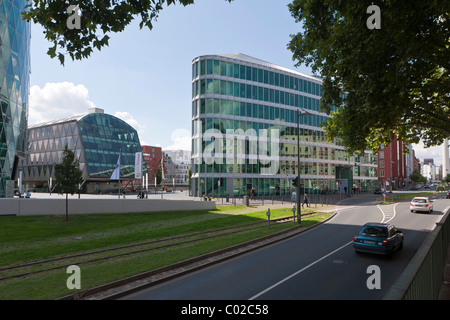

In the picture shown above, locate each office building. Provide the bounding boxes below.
[377,135,408,190]
[19,108,146,194]
[0,0,31,197]
[191,53,378,197]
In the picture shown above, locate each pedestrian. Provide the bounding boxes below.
[25,190,31,198]
[251,187,256,200]
[302,192,309,207]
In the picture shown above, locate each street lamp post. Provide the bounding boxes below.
[297,108,312,225]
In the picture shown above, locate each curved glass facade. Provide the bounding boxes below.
[191,54,378,197]
[0,0,30,197]
[19,110,147,194]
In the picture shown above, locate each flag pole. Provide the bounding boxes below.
[118,149,121,199]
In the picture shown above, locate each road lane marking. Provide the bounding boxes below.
[248,241,353,300]
[376,203,398,223]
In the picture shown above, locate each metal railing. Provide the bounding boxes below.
[384,206,450,300]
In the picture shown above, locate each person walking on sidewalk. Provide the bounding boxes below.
[302,192,309,207]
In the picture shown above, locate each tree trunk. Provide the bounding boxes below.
[65,193,69,221]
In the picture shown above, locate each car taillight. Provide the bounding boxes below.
[425,203,429,207]
[410,202,413,206]
[382,240,389,246]
[353,237,357,242]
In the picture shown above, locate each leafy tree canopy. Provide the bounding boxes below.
[22,0,234,65]
[288,0,450,154]
[54,144,83,195]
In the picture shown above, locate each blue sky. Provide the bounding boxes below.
[27,0,444,165]
[28,0,312,148]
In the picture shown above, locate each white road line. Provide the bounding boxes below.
[248,241,353,300]
[376,205,386,222]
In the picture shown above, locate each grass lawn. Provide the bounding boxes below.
[0,205,334,300]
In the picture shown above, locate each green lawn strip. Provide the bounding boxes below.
[377,191,435,204]
[0,207,333,299]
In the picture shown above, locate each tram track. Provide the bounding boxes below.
[0,211,335,300]
[0,216,297,282]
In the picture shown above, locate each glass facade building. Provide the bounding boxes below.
[0,0,31,197]
[19,108,147,194]
[191,53,378,197]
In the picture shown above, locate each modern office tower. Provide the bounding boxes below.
[19,108,146,194]
[191,53,378,197]
[0,0,31,197]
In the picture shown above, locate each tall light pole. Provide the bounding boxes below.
[297,108,312,225]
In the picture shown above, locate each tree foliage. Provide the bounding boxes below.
[22,0,233,65]
[409,169,426,184]
[288,0,450,154]
[54,144,83,220]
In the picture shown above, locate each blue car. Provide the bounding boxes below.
[353,223,404,256]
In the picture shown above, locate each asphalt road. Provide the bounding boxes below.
[123,194,450,300]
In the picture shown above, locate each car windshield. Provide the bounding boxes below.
[413,199,427,203]
[358,226,387,237]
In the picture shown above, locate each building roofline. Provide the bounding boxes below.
[193,53,322,83]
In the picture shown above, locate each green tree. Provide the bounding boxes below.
[409,169,426,184]
[22,0,234,65]
[54,144,83,221]
[156,165,162,186]
[288,1,450,154]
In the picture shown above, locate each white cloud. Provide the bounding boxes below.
[164,128,191,151]
[29,82,96,125]
[413,141,443,166]
[114,111,147,144]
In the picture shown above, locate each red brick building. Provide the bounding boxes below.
[142,146,164,185]
[377,136,408,190]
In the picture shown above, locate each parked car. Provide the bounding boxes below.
[410,197,433,213]
[353,222,404,256]
[373,188,383,194]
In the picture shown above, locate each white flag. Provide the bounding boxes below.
[110,155,120,180]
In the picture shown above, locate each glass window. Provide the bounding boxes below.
[246,84,252,99]
[214,60,220,75]
[240,65,246,79]
[220,80,226,95]
[207,60,213,74]
[220,61,226,76]
[200,60,206,75]
[252,68,258,82]
[226,81,233,96]
[234,82,240,97]
[233,64,240,78]
[226,63,233,77]
[263,70,268,84]
[246,66,252,81]
[240,83,246,98]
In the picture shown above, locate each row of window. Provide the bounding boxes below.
[192,78,335,113]
[192,138,376,165]
[192,59,322,97]
[193,98,327,128]
[192,176,378,197]
[193,160,377,177]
